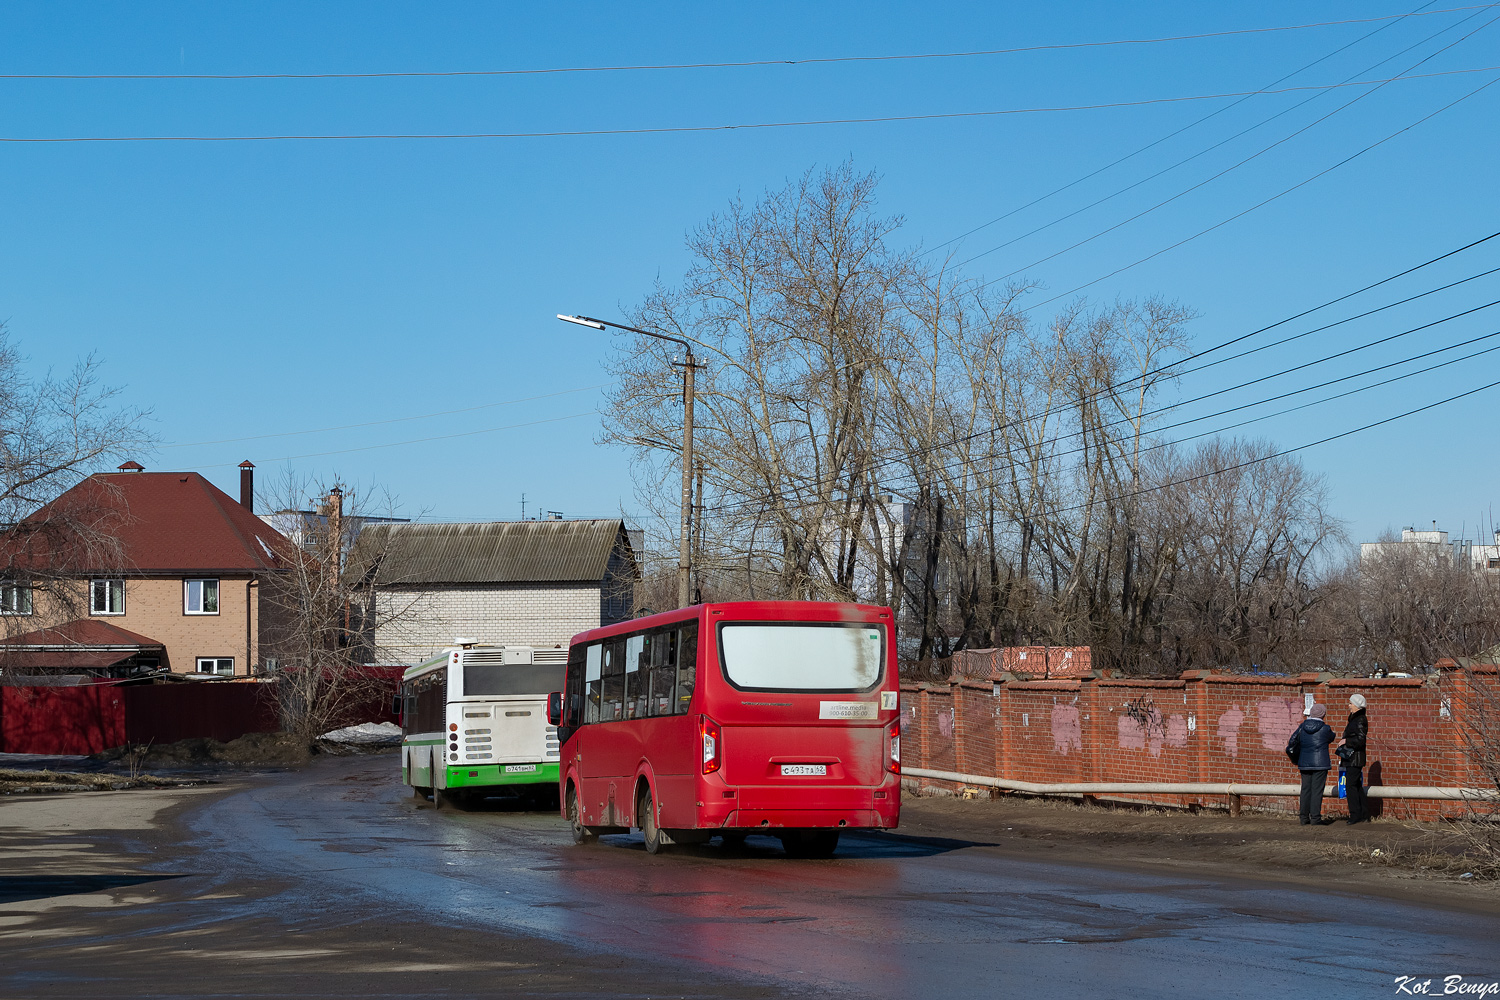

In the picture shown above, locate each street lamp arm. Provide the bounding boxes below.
[557,313,693,356]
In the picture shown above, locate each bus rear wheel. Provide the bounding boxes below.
[638,785,668,855]
[567,785,596,844]
[781,829,839,859]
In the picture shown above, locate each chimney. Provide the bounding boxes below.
[326,487,344,579]
[118,461,144,473]
[239,460,255,511]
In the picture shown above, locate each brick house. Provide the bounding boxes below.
[349,519,639,667]
[0,462,293,678]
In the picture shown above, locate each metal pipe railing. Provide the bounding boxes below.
[902,766,1500,802]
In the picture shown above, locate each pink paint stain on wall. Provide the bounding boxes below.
[1256,697,1302,752]
[1217,704,1245,759]
[1165,714,1189,748]
[1050,704,1082,756]
[936,708,955,739]
[1117,713,1145,751]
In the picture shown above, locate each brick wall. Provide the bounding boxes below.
[901,668,1496,819]
[374,582,603,665]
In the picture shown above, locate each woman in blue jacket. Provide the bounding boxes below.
[1286,704,1336,824]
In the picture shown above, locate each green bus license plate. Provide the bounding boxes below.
[780,764,826,776]
[504,764,536,773]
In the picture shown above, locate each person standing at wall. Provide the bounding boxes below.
[1286,703,1336,825]
[1337,693,1370,824]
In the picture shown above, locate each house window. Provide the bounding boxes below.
[91,579,125,615]
[196,657,234,676]
[0,582,31,615]
[184,578,220,615]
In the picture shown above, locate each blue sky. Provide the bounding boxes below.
[3,2,1498,550]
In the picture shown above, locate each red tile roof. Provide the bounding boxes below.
[0,618,164,648]
[12,472,295,573]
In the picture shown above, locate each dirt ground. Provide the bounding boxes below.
[88,731,317,768]
[899,785,1500,912]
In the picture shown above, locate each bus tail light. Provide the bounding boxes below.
[888,721,901,774]
[700,716,721,774]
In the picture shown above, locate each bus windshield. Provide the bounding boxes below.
[718,622,883,692]
[463,663,565,697]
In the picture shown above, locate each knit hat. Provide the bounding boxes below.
[1309,703,1327,719]
[1349,693,1366,709]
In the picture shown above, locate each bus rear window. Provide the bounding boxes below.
[463,663,565,697]
[719,623,883,692]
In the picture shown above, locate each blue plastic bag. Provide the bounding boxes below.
[1337,768,1347,799]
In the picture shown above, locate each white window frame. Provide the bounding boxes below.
[184,578,220,615]
[0,581,32,616]
[90,578,126,616]
[196,657,234,676]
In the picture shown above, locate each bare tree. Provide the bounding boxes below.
[259,471,426,743]
[0,327,152,657]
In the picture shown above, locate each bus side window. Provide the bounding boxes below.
[584,644,602,724]
[601,640,625,722]
[676,622,698,714]
[624,634,645,720]
[565,644,587,730]
[648,629,676,717]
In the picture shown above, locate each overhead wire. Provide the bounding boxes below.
[980,9,1500,295]
[182,410,596,470]
[999,69,1500,311]
[161,382,607,449]
[3,65,1498,143]
[678,230,1500,516]
[953,1,1480,269]
[8,9,1493,80]
[926,0,1446,258]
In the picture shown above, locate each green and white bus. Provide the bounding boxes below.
[400,643,563,807]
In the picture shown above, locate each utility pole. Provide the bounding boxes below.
[558,313,700,608]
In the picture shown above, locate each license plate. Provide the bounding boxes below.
[504,764,536,773]
[780,764,827,776]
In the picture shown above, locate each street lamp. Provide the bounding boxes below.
[559,314,698,609]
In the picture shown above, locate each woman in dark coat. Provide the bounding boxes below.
[1338,694,1369,824]
[1286,704,1336,824]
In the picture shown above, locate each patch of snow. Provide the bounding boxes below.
[320,721,402,745]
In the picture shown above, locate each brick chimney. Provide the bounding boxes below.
[239,460,255,511]
[326,487,344,581]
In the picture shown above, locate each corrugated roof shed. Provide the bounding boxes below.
[351,519,635,585]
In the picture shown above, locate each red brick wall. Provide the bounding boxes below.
[900,668,1495,818]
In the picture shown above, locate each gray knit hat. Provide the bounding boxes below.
[1349,693,1366,709]
[1309,703,1327,719]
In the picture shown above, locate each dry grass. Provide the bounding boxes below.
[0,768,206,795]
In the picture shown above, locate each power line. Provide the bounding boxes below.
[672,230,1500,517]
[182,410,596,470]
[10,9,1494,81]
[954,2,1484,270]
[3,64,1497,143]
[926,0,1446,258]
[1001,69,1500,308]
[160,382,607,450]
[705,301,1500,518]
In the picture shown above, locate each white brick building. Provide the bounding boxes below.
[350,519,638,666]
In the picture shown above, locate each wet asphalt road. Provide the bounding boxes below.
[129,754,1494,998]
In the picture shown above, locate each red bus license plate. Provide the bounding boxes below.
[780,764,827,776]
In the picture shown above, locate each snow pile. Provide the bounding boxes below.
[319,721,403,746]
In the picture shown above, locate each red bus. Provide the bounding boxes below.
[546,601,901,857]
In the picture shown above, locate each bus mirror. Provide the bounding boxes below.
[547,691,563,727]
[390,695,402,718]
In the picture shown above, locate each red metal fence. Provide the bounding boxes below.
[0,669,402,755]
